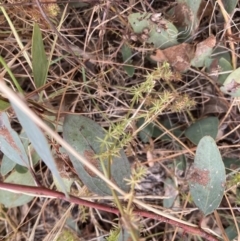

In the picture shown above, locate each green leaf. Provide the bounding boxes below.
[0,171,35,207]
[63,115,131,196]
[136,118,182,143]
[32,23,48,88]
[10,102,67,195]
[19,131,41,166]
[128,13,178,48]
[163,177,178,208]
[185,117,219,145]
[0,112,29,167]
[222,0,238,14]
[1,155,16,176]
[15,164,28,174]
[218,57,233,85]
[225,224,240,240]
[0,99,10,111]
[220,67,240,97]
[223,157,240,174]
[121,44,135,77]
[212,46,231,62]
[54,176,74,193]
[189,136,225,216]
[175,145,187,173]
[136,117,162,143]
[0,56,23,93]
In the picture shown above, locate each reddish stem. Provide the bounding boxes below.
[0,182,219,241]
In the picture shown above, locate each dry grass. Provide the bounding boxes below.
[0,0,240,240]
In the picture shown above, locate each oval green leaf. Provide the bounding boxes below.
[222,0,238,14]
[136,117,162,143]
[189,136,225,216]
[128,13,178,48]
[220,67,240,97]
[185,117,219,145]
[1,155,16,176]
[163,177,178,208]
[0,171,35,207]
[218,57,232,85]
[121,44,135,77]
[63,115,131,196]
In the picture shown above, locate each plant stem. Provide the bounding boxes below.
[0,182,219,241]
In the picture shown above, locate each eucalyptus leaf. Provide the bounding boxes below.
[185,117,219,145]
[63,115,131,196]
[189,136,225,216]
[10,102,67,195]
[32,23,48,88]
[0,112,29,167]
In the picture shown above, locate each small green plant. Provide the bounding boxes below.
[0,1,239,240]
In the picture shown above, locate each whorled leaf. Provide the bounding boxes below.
[128,12,178,48]
[189,136,225,216]
[63,115,131,196]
